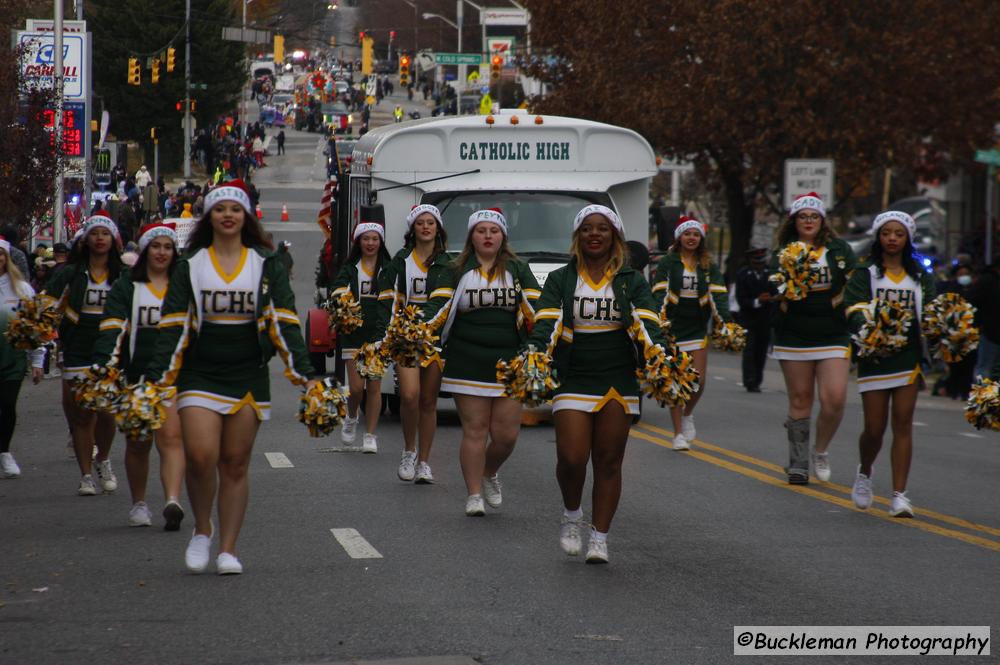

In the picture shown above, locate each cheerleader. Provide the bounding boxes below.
[329,219,389,453]
[376,205,447,483]
[652,216,732,450]
[844,211,934,517]
[144,180,316,575]
[44,212,123,495]
[0,238,45,478]
[92,223,185,529]
[422,209,540,516]
[771,193,857,485]
[524,204,667,563]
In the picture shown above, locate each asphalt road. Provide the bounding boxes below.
[3,94,999,665]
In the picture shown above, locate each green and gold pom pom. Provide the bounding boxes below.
[769,241,822,301]
[852,298,914,359]
[658,312,676,349]
[710,314,747,352]
[356,341,389,380]
[5,295,60,350]
[496,344,559,407]
[74,365,128,413]
[384,304,438,368]
[922,293,979,363]
[115,382,177,440]
[636,344,701,407]
[324,291,364,335]
[964,376,1000,431]
[297,377,350,437]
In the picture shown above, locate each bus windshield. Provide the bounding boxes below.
[426,191,612,256]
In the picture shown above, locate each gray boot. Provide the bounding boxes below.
[785,418,810,484]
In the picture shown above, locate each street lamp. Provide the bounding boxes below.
[399,0,419,52]
[422,12,457,29]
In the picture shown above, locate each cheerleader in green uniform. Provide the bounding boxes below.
[329,220,389,453]
[525,204,667,563]
[422,208,540,516]
[145,181,316,575]
[652,216,733,451]
[844,211,934,518]
[0,239,45,479]
[771,193,857,485]
[92,223,185,530]
[376,204,447,484]
[44,212,124,496]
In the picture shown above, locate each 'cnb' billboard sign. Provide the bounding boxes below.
[18,31,89,101]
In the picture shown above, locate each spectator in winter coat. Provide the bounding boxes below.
[969,257,1000,379]
[135,165,152,188]
[0,224,30,277]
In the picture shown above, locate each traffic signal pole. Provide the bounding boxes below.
[53,0,65,242]
[183,0,192,179]
[456,0,463,116]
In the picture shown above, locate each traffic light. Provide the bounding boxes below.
[190,99,197,113]
[128,57,141,85]
[166,47,175,72]
[176,100,184,112]
[389,30,397,40]
[490,55,502,83]
[358,31,366,44]
[398,54,410,87]
[151,58,160,84]
[150,127,158,141]
[361,35,374,75]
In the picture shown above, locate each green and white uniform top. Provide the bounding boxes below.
[0,275,44,382]
[423,257,540,397]
[329,259,381,360]
[145,246,315,422]
[374,247,435,341]
[770,237,857,361]
[845,263,935,393]
[652,252,732,352]
[528,260,666,416]
[44,264,116,381]
[93,275,167,384]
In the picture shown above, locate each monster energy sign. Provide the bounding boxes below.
[459,140,571,162]
[94,147,111,185]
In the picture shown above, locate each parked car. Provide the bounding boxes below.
[431,96,480,117]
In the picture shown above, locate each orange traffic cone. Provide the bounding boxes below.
[256,203,264,220]
[281,204,290,222]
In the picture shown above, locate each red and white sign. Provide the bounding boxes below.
[482,8,528,26]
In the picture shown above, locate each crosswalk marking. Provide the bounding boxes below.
[331,528,383,559]
[264,452,294,468]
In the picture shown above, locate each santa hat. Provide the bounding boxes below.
[871,210,916,241]
[573,204,624,236]
[204,179,254,216]
[82,210,120,240]
[353,222,385,242]
[0,236,9,255]
[789,192,826,218]
[138,222,178,254]
[467,208,508,236]
[673,215,706,239]
[405,204,443,229]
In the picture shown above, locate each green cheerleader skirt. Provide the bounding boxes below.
[772,295,850,361]
[340,298,379,360]
[856,335,922,393]
[671,297,708,352]
[61,313,102,381]
[442,308,520,397]
[552,328,640,415]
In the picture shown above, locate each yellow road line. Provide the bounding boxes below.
[629,428,1000,554]
[634,421,1000,540]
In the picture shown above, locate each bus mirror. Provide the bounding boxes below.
[627,240,649,271]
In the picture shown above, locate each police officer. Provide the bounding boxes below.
[735,246,772,392]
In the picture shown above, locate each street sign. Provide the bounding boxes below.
[975,149,1000,166]
[415,51,435,71]
[434,52,483,66]
[481,8,529,26]
[18,30,89,101]
[783,159,835,210]
[222,26,271,44]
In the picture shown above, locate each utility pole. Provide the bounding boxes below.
[456,0,463,115]
[53,0,65,243]
[184,0,192,179]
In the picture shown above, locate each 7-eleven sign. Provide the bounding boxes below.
[487,37,515,63]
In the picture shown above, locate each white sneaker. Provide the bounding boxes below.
[340,415,358,444]
[216,552,244,575]
[851,467,873,510]
[812,452,831,482]
[465,494,485,516]
[185,526,214,573]
[681,415,696,440]
[0,452,21,478]
[397,451,417,481]
[889,491,914,518]
[559,515,583,556]
[361,433,378,454]
[672,433,690,451]
[482,474,502,508]
[95,458,118,493]
[128,502,153,527]
[586,536,609,564]
[414,462,434,484]
[77,474,97,496]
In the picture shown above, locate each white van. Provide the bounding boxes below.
[348,109,657,285]
[341,109,658,406]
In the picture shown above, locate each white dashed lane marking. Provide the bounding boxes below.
[331,528,383,559]
[264,452,294,468]
[959,432,984,439]
[913,421,927,427]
